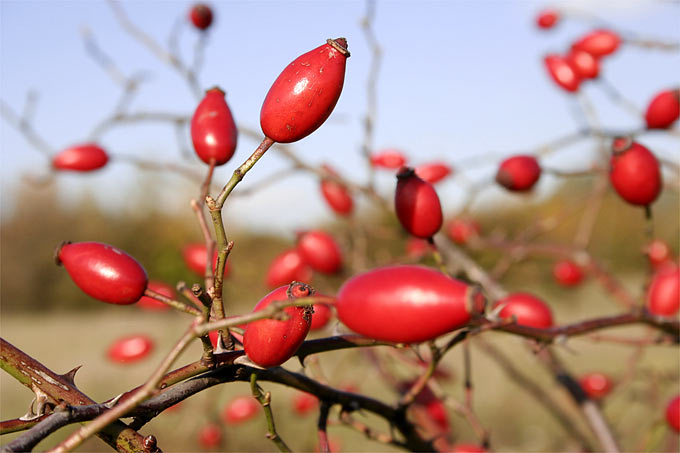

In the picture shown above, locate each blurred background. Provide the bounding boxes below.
[1,0,679,451]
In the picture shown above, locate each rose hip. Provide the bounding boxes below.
[495,155,541,192]
[52,144,108,172]
[189,4,213,31]
[395,167,443,239]
[107,334,154,364]
[609,138,661,206]
[544,55,580,92]
[191,87,238,166]
[644,89,680,129]
[265,248,312,289]
[493,292,553,329]
[297,230,343,274]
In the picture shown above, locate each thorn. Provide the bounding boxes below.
[104,393,124,409]
[62,365,82,386]
[233,355,265,370]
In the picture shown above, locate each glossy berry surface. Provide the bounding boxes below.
[645,239,672,269]
[495,155,541,192]
[553,260,584,287]
[189,4,213,31]
[222,396,259,424]
[494,292,553,328]
[182,243,230,278]
[265,248,312,288]
[536,9,559,29]
[197,423,222,449]
[57,242,148,305]
[572,29,621,57]
[566,49,600,80]
[52,144,108,172]
[297,230,342,274]
[292,392,318,415]
[544,55,580,92]
[336,265,485,343]
[609,139,662,206]
[646,264,680,316]
[579,372,614,399]
[645,89,680,129]
[370,149,407,169]
[107,335,153,363]
[260,38,349,143]
[320,166,354,216]
[191,87,238,165]
[414,162,452,184]
[395,167,443,239]
[243,283,314,367]
[137,280,174,311]
[447,218,480,245]
[310,303,333,330]
[666,395,680,432]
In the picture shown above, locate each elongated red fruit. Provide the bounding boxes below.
[320,165,353,216]
[493,292,553,328]
[414,162,453,184]
[566,49,600,80]
[395,167,443,239]
[496,155,541,192]
[260,38,349,143]
[536,9,559,29]
[370,149,407,169]
[197,423,222,449]
[265,248,312,288]
[645,89,680,129]
[182,243,229,278]
[666,395,680,432]
[297,230,342,274]
[609,138,661,206]
[107,334,153,363]
[336,265,485,343]
[579,372,614,400]
[553,260,584,287]
[310,303,333,330]
[646,264,680,316]
[572,29,621,57]
[544,55,580,92]
[52,144,108,172]
[645,239,672,270]
[137,280,174,311]
[446,218,480,245]
[56,241,148,304]
[189,4,213,31]
[292,392,318,415]
[222,396,259,424]
[191,87,238,165]
[243,282,314,367]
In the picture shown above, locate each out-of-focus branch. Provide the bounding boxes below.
[0,100,54,157]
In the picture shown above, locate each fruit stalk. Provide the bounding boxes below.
[250,373,291,452]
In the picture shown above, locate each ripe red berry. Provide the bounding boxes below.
[536,9,559,29]
[320,165,353,216]
[609,138,662,206]
[645,89,680,129]
[446,218,481,245]
[336,265,485,343]
[666,395,680,432]
[495,155,541,192]
[645,239,672,269]
[370,149,408,169]
[566,49,600,80]
[222,396,259,424]
[646,264,680,316]
[579,372,614,400]
[265,248,312,288]
[52,144,108,172]
[451,444,487,453]
[56,241,148,305]
[197,423,222,449]
[544,55,581,92]
[572,29,621,57]
[182,243,230,278]
[260,38,350,143]
[395,167,443,239]
[297,230,343,274]
[191,87,238,166]
[107,334,154,364]
[405,237,432,259]
[414,161,453,184]
[189,4,213,31]
[243,282,314,367]
[292,392,318,415]
[310,303,333,330]
[493,292,553,329]
[553,260,584,287]
[137,280,175,311]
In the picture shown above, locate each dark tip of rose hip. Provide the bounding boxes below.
[288,282,314,299]
[611,136,633,155]
[206,86,226,96]
[54,240,72,266]
[396,166,416,180]
[495,169,514,189]
[327,38,350,57]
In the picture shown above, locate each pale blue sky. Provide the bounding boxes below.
[1,1,678,231]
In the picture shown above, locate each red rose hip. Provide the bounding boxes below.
[645,89,680,129]
[56,241,148,304]
[52,144,108,172]
[297,230,343,274]
[310,303,333,330]
[536,9,559,29]
[370,149,407,169]
[191,87,238,165]
[414,161,453,184]
[107,334,154,363]
[292,392,318,415]
[447,218,480,245]
[336,265,485,343]
[138,280,175,311]
[260,38,350,143]
[645,239,672,269]
[496,155,541,192]
[197,423,222,449]
[544,55,580,92]
[572,29,621,57]
[395,167,443,239]
[609,138,662,206]
[222,396,259,424]
[579,372,614,399]
[243,282,314,367]
[182,243,229,278]
[320,165,353,216]
[566,49,600,80]
[666,395,680,432]
[265,248,312,288]
[189,3,213,31]
[553,260,584,287]
[493,292,553,328]
[646,264,680,316]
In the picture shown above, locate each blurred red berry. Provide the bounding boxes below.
[406,237,432,258]
[572,29,621,57]
[446,218,481,245]
[415,161,453,184]
[645,239,672,270]
[222,396,259,424]
[544,55,581,93]
[553,260,584,287]
[107,335,154,364]
[566,49,600,80]
[645,89,680,129]
[182,243,229,278]
[292,392,318,415]
[646,264,680,316]
[371,149,408,169]
[494,292,553,328]
[579,372,614,399]
[52,143,109,172]
[496,155,541,192]
[189,4,213,31]
[191,87,238,165]
[197,423,222,449]
[610,138,661,207]
[320,165,354,216]
[265,248,312,288]
[310,303,333,330]
[666,395,680,432]
[536,9,559,29]
[395,167,443,239]
[297,230,343,274]
[137,280,174,311]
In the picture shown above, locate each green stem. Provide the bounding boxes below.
[250,373,292,453]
